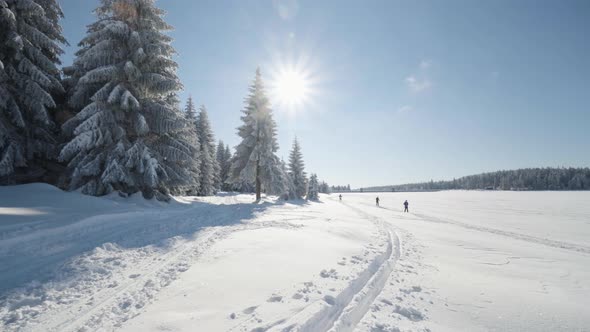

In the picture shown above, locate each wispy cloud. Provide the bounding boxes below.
[405,76,431,92]
[419,60,431,70]
[273,0,299,20]
[397,105,413,113]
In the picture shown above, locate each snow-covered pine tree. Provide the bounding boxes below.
[319,181,331,194]
[223,144,233,191]
[180,95,200,195]
[195,105,219,196]
[288,138,307,199]
[280,158,296,200]
[215,140,231,191]
[0,0,66,183]
[60,0,195,200]
[307,173,319,200]
[228,68,284,201]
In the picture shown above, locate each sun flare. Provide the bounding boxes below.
[271,68,311,108]
[276,70,307,104]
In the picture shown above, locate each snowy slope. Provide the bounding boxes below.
[1,185,589,331]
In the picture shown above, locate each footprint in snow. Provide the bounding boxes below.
[320,269,338,278]
[267,295,283,303]
[323,295,336,305]
[381,299,393,306]
[393,305,424,322]
[242,306,258,314]
[129,273,141,279]
[292,293,304,300]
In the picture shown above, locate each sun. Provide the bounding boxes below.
[275,70,308,105]
[270,67,312,108]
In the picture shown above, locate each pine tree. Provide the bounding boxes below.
[195,105,219,196]
[288,138,307,199]
[307,173,319,200]
[181,95,200,194]
[319,181,331,194]
[280,158,296,200]
[215,140,232,191]
[228,68,284,200]
[0,0,66,183]
[223,144,233,190]
[59,0,195,199]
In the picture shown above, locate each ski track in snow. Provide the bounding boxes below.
[409,210,590,254]
[0,194,303,332]
[357,202,590,254]
[245,198,403,332]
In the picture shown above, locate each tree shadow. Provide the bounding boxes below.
[0,187,279,295]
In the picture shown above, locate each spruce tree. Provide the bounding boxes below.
[223,144,233,190]
[195,105,219,196]
[228,68,284,200]
[181,95,200,194]
[215,140,232,191]
[288,138,307,199]
[60,0,195,199]
[280,158,297,200]
[307,173,319,200]
[319,181,331,194]
[0,0,66,183]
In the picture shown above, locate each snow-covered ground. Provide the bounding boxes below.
[1,185,589,331]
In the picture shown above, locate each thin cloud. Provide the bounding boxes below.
[273,0,299,20]
[405,76,431,92]
[397,105,413,113]
[420,60,431,69]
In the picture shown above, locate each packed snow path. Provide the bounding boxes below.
[1,185,589,331]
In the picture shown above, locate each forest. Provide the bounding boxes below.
[0,0,326,201]
[364,167,590,192]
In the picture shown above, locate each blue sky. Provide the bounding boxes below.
[59,0,590,188]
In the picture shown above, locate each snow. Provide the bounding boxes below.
[1,185,589,331]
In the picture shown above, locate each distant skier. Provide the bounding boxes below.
[403,200,409,213]
[376,196,380,207]
[339,194,342,201]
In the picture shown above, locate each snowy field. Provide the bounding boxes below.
[1,185,589,332]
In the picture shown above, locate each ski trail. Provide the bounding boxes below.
[362,201,590,254]
[408,212,590,254]
[28,220,301,332]
[327,203,401,332]
[40,226,225,332]
[270,200,401,332]
[1,196,300,332]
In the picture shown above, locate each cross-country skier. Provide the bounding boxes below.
[376,196,380,207]
[403,200,409,212]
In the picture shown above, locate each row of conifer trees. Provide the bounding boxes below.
[0,0,326,201]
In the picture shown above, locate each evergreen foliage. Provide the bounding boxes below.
[307,173,319,200]
[180,95,200,194]
[195,105,219,196]
[364,168,590,192]
[319,181,330,194]
[288,138,307,199]
[278,158,296,200]
[59,0,196,199]
[331,184,351,192]
[0,0,66,183]
[215,140,232,191]
[227,68,284,200]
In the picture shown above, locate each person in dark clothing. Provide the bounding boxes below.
[339,194,342,201]
[403,200,409,212]
[376,196,380,207]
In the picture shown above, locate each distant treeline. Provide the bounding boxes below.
[331,185,352,192]
[363,168,590,192]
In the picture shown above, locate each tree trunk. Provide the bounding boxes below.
[255,159,261,201]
